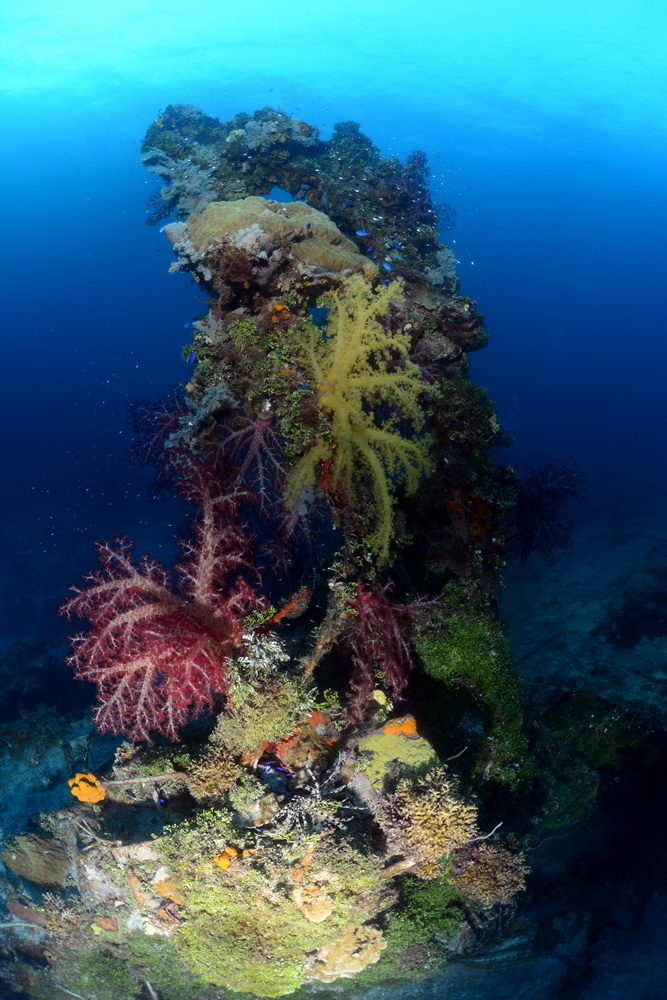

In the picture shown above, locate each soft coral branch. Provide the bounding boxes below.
[126,386,190,499]
[285,275,432,565]
[219,401,285,511]
[342,580,416,720]
[61,458,259,743]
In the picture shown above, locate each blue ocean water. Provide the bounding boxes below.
[1,1,667,996]
[2,0,666,641]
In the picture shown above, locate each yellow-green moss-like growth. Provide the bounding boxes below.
[363,862,465,985]
[211,672,312,757]
[285,275,432,565]
[412,592,531,788]
[159,822,390,997]
[357,727,438,788]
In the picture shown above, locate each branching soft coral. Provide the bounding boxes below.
[126,386,190,499]
[60,458,259,743]
[342,581,416,720]
[285,275,431,565]
[390,766,478,864]
[220,401,285,512]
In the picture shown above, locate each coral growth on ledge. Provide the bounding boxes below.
[1,104,534,1000]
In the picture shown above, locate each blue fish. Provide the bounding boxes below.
[355,229,368,237]
[186,351,197,364]
[183,321,191,328]
[306,223,312,230]
[392,241,402,249]
[297,384,311,390]
[344,199,353,205]
[382,262,393,271]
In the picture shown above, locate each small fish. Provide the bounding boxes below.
[344,199,353,206]
[297,384,311,390]
[392,241,402,249]
[183,321,190,328]
[186,351,196,364]
[306,222,312,230]
[382,262,393,271]
[355,229,368,237]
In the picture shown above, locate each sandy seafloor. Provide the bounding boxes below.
[503,500,667,723]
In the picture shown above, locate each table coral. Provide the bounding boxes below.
[1,833,71,889]
[186,196,371,276]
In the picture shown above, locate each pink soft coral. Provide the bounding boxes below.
[60,458,258,743]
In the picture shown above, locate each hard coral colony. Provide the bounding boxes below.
[3,105,531,1000]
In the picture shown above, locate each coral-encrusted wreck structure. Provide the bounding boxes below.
[1,106,530,1000]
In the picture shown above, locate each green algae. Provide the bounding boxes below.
[357,728,438,787]
[412,587,531,788]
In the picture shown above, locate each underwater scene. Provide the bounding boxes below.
[1,2,667,998]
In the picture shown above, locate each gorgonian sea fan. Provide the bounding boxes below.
[60,458,259,743]
[220,402,285,512]
[127,386,189,468]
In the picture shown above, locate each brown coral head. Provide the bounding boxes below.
[393,766,478,862]
[452,843,528,907]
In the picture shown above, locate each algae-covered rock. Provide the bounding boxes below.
[412,591,531,787]
[2,832,71,888]
[357,717,439,787]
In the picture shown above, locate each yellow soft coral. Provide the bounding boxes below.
[285,275,431,564]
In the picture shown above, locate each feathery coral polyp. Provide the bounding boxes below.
[60,459,258,743]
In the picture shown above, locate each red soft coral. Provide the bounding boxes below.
[126,386,190,499]
[60,458,258,743]
[344,580,416,720]
[220,402,285,512]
